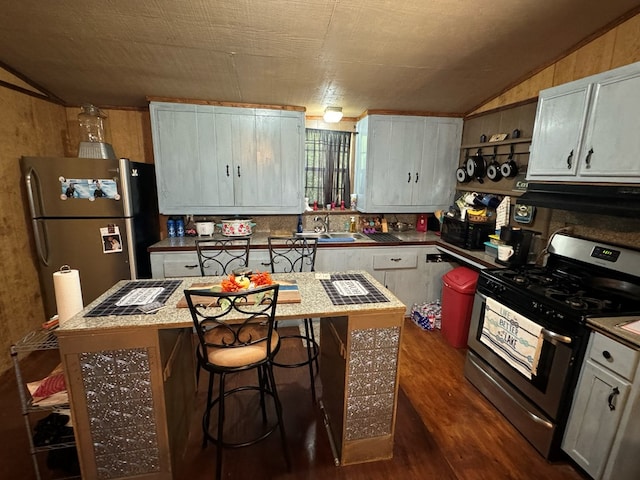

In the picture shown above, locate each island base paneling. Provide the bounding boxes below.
[321,311,403,466]
[57,327,193,479]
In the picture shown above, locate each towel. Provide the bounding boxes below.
[480,297,543,379]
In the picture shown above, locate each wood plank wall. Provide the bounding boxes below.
[0,91,66,374]
[471,13,640,115]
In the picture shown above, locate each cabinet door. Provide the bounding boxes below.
[247,249,272,273]
[369,116,424,209]
[527,84,591,179]
[420,118,460,209]
[198,106,235,207]
[315,247,371,273]
[562,359,630,479]
[579,70,640,179]
[150,103,202,213]
[253,111,302,209]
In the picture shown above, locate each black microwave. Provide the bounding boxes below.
[441,216,495,250]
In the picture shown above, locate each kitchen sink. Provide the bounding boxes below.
[325,232,366,239]
[295,231,366,240]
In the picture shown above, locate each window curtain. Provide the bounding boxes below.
[305,129,352,207]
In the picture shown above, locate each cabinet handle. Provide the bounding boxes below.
[566,150,573,169]
[415,172,419,183]
[226,165,230,177]
[391,257,402,262]
[407,172,411,183]
[584,148,594,169]
[602,350,612,360]
[185,264,198,269]
[608,386,620,411]
[237,165,241,177]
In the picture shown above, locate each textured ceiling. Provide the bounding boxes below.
[2,0,639,117]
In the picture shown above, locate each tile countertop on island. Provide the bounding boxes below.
[147,231,504,269]
[56,270,407,333]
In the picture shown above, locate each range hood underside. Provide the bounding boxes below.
[519,183,640,217]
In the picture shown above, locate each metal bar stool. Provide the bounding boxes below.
[194,237,251,386]
[184,284,289,480]
[195,237,251,276]
[267,236,319,402]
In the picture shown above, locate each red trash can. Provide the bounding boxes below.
[441,267,479,348]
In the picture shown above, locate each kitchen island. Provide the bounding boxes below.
[55,271,406,479]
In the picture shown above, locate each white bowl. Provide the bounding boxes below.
[195,222,215,236]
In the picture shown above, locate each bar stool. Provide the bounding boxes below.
[195,237,251,276]
[184,284,289,480]
[267,236,319,402]
[194,237,251,386]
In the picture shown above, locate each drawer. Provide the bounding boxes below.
[163,254,201,277]
[590,332,640,381]
[372,253,418,270]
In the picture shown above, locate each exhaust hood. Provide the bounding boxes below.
[519,183,640,217]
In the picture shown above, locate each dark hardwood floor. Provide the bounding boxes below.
[1,321,586,479]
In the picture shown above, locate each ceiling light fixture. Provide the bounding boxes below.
[323,106,343,123]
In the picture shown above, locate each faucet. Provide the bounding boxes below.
[313,214,330,233]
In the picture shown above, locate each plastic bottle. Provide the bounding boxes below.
[297,214,304,233]
[167,218,176,238]
[176,218,185,237]
[349,216,357,233]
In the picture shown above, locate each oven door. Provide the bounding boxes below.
[466,292,576,421]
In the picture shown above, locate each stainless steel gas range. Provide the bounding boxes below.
[464,233,640,459]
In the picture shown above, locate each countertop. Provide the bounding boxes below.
[56,270,406,334]
[587,316,640,350]
[147,231,503,269]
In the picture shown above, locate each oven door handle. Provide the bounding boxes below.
[541,328,572,345]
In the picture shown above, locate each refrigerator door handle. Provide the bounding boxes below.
[32,220,50,266]
[25,167,50,266]
[24,166,42,219]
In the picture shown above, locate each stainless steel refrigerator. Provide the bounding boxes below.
[21,156,160,319]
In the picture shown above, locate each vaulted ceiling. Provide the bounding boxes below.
[2,0,639,117]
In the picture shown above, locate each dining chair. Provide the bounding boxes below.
[184,284,289,480]
[267,236,319,402]
[195,237,251,276]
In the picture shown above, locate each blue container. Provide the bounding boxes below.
[167,218,176,238]
[176,218,185,237]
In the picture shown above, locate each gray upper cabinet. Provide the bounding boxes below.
[354,114,462,213]
[150,102,305,215]
[528,61,640,183]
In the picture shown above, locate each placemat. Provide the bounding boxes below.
[85,280,182,317]
[320,273,389,305]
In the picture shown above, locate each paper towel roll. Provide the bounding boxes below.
[53,267,84,324]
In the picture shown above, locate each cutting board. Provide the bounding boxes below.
[176,281,301,308]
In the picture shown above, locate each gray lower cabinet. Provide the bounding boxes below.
[151,245,456,313]
[316,246,455,314]
[562,332,640,479]
[150,249,272,278]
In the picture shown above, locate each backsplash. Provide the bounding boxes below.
[159,213,422,239]
[549,210,640,250]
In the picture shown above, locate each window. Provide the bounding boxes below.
[304,129,352,207]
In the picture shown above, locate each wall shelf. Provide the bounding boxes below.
[461,137,532,149]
